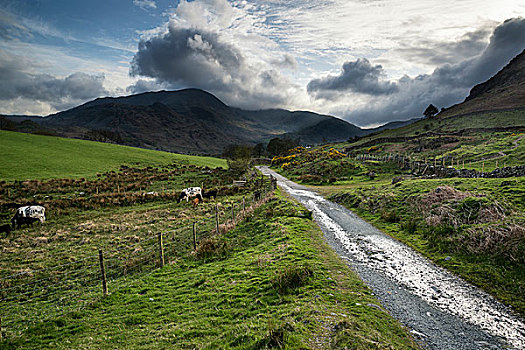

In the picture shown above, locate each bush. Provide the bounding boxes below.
[227,159,250,178]
[194,237,228,260]
[401,218,418,234]
[381,209,399,223]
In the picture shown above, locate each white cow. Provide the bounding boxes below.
[11,205,46,229]
[178,187,202,203]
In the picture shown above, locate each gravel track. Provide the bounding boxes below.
[257,166,525,350]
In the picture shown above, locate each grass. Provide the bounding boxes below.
[269,116,525,316]
[324,177,525,315]
[1,190,419,349]
[0,130,226,181]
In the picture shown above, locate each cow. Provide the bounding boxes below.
[192,193,204,208]
[203,189,218,200]
[11,205,46,229]
[0,224,11,238]
[178,187,202,203]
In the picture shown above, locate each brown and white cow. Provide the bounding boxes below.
[178,187,203,203]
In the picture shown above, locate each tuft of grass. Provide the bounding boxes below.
[271,264,313,294]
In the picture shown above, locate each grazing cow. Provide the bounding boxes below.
[0,224,11,237]
[203,189,218,200]
[11,205,46,229]
[192,194,203,208]
[178,187,202,203]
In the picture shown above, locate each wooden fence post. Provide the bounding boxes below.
[482,161,485,173]
[242,196,245,212]
[215,204,220,234]
[98,249,108,296]
[193,222,197,250]
[158,232,164,268]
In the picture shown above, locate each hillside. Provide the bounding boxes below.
[0,130,226,181]
[267,49,525,317]
[6,89,366,154]
[439,49,525,117]
[0,134,418,348]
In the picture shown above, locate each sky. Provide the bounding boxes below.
[1,0,524,127]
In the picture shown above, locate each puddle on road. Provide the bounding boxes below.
[278,181,525,349]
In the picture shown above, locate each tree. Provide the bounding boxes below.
[222,144,253,160]
[423,104,439,118]
[252,143,266,157]
[266,137,299,157]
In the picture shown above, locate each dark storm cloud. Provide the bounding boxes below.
[130,27,244,92]
[332,17,525,127]
[397,26,492,65]
[0,52,107,109]
[129,23,296,109]
[307,58,398,96]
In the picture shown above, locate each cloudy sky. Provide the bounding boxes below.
[1,0,524,127]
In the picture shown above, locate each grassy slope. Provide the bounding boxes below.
[0,130,226,181]
[344,110,524,145]
[271,117,525,315]
[320,177,525,315]
[1,191,418,349]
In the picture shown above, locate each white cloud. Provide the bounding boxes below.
[133,0,157,10]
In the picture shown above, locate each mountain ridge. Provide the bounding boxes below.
[440,49,525,118]
[9,88,371,154]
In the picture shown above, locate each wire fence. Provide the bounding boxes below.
[0,181,276,340]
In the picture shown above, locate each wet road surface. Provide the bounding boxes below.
[258,166,525,350]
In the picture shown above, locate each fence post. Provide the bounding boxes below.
[98,249,108,296]
[193,222,197,250]
[0,315,2,341]
[242,196,245,212]
[215,204,220,234]
[158,232,164,268]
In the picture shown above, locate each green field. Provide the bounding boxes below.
[1,190,418,349]
[0,130,227,181]
[0,132,418,348]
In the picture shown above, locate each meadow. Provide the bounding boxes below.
[0,133,418,348]
[0,130,226,181]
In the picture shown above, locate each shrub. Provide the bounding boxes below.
[381,209,399,223]
[401,218,418,234]
[194,237,228,260]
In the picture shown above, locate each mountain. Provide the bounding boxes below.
[440,49,525,117]
[23,89,365,154]
[362,118,422,135]
[287,117,364,145]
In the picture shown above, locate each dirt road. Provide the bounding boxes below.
[257,166,525,350]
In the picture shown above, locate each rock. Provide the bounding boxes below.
[367,303,382,310]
